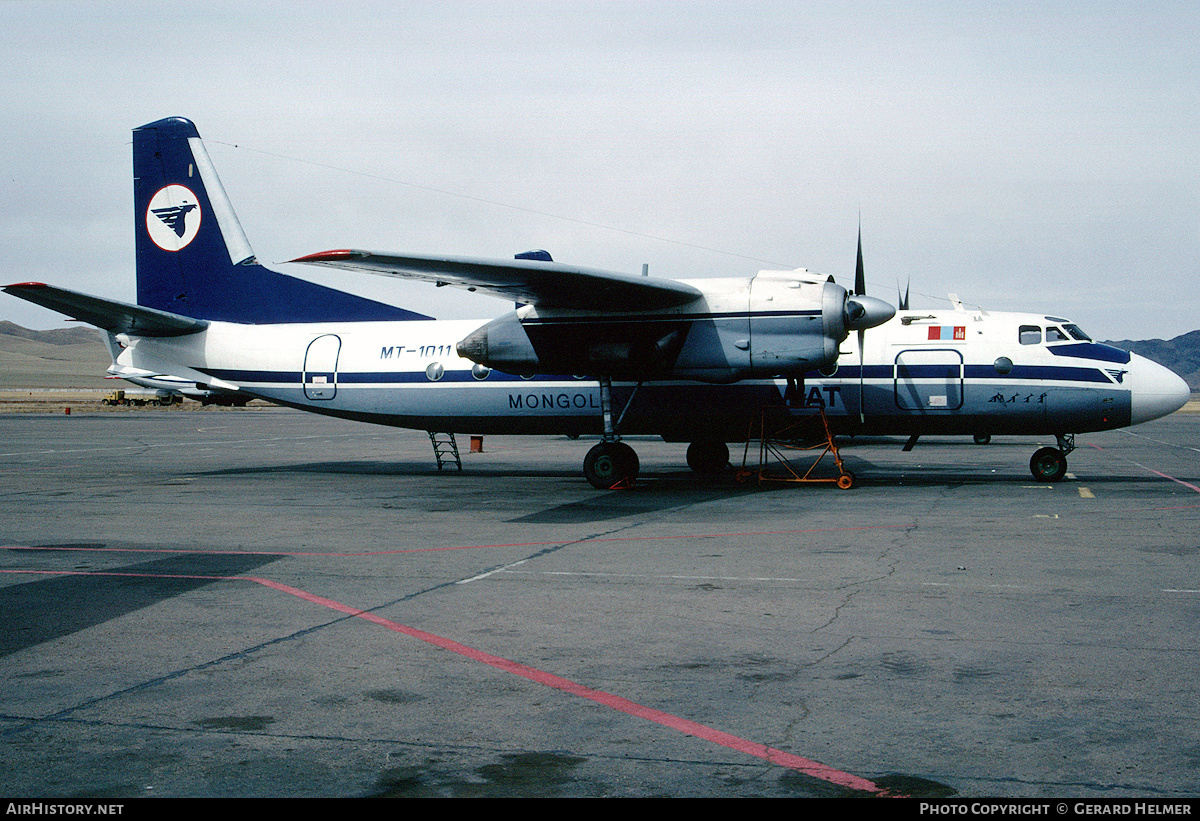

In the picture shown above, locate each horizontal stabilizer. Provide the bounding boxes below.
[290,249,704,311]
[3,283,208,337]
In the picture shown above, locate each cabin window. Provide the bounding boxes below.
[1019,325,1041,345]
[1045,326,1069,343]
[1063,323,1091,341]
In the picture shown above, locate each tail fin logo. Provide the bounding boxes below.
[146,185,202,251]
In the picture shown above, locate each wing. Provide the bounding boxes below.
[289,250,704,311]
[3,283,208,337]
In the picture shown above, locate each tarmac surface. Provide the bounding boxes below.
[0,406,1197,798]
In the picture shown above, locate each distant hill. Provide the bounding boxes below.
[1103,330,1200,393]
[0,322,112,389]
[0,320,101,346]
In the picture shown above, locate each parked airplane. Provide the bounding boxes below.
[4,118,1190,488]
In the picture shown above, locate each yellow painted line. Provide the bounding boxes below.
[1078,487,1095,498]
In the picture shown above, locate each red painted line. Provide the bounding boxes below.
[1086,442,1200,494]
[1136,466,1200,494]
[0,565,890,794]
[248,576,890,795]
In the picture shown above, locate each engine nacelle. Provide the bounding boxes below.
[456,271,893,382]
[745,276,844,375]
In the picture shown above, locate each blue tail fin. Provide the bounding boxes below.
[134,117,430,323]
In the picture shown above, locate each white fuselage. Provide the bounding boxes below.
[110,305,1189,442]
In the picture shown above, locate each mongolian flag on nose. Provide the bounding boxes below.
[928,326,966,341]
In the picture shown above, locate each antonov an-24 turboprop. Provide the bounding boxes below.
[4,118,1190,488]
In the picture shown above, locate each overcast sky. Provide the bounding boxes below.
[2,1,1196,340]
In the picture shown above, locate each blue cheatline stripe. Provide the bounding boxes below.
[200,362,1115,388]
[962,364,1112,383]
[817,364,1111,384]
[1046,343,1131,364]
[200,369,302,384]
[198,368,593,385]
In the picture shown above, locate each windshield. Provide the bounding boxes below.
[1062,323,1091,341]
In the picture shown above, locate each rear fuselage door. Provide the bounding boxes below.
[303,334,341,400]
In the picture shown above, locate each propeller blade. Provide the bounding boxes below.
[854,228,865,296]
[854,228,867,423]
[844,232,893,330]
[858,327,866,424]
[898,278,910,311]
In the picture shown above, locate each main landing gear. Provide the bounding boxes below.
[583,377,641,489]
[686,439,730,476]
[583,440,640,489]
[1029,434,1074,482]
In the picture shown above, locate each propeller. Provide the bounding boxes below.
[845,228,895,423]
[854,231,867,424]
[855,226,866,297]
[843,231,893,331]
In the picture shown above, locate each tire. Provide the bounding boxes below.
[1029,447,1068,482]
[686,440,729,475]
[612,441,639,479]
[973,434,991,445]
[836,471,856,489]
[584,442,639,489]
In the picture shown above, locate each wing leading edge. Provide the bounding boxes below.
[289,250,704,311]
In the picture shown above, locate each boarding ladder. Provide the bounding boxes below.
[427,431,462,471]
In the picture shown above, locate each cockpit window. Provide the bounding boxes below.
[1019,325,1041,345]
[1062,323,1091,341]
[1045,326,1069,343]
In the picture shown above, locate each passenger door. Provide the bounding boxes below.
[303,334,341,400]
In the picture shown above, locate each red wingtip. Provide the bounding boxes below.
[286,249,364,264]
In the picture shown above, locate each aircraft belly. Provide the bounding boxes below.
[231,374,788,439]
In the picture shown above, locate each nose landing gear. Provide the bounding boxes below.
[1029,434,1074,482]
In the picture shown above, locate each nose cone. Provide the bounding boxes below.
[845,294,896,331]
[1129,353,1190,424]
[456,325,488,364]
